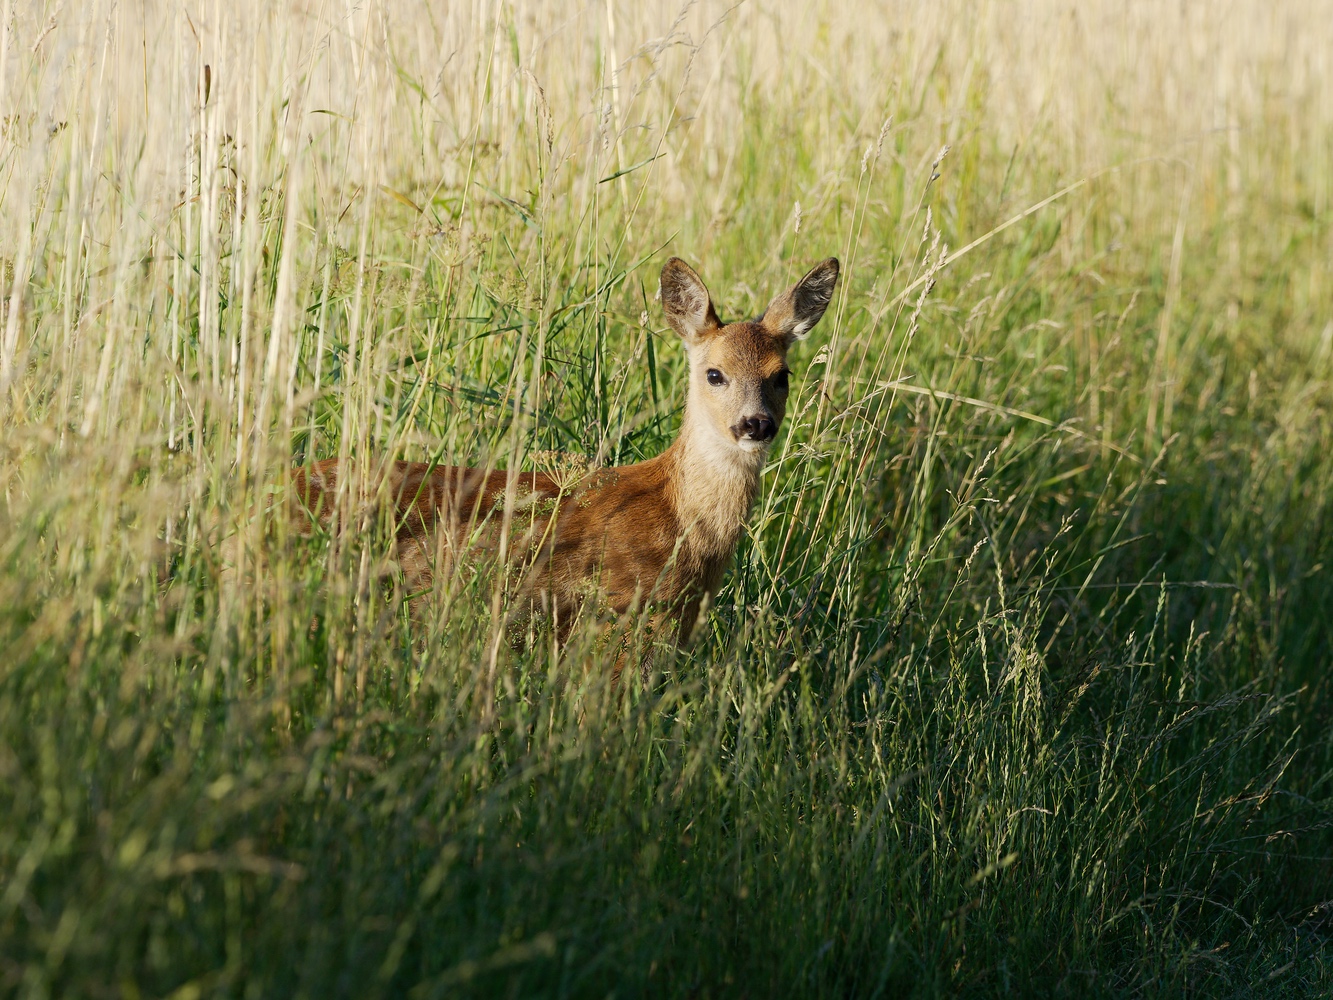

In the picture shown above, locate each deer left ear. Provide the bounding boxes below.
[760,257,840,344]
[660,257,721,346]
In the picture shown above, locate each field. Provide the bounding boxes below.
[3,0,1333,995]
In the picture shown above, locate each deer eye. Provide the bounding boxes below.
[706,368,726,386]
[774,369,790,391]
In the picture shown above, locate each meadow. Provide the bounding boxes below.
[2,0,1333,995]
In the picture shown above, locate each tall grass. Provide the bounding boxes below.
[2,0,1332,995]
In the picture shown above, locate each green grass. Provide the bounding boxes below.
[2,2,1333,996]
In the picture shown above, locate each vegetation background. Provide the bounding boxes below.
[2,0,1332,995]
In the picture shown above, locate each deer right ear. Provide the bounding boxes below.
[760,257,840,344]
[660,257,720,345]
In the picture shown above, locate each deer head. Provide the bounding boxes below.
[660,256,840,459]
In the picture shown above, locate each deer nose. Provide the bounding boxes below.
[732,415,776,442]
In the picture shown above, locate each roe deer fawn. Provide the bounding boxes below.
[292,255,839,652]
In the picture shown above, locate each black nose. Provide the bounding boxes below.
[732,415,776,441]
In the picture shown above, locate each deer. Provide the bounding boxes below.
[291,255,840,659]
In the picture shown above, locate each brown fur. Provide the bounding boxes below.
[291,256,840,650]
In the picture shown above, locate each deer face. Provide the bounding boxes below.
[660,256,840,456]
[692,322,791,452]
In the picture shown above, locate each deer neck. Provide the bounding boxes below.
[664,398,766,560]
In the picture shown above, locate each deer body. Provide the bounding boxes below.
[293,256,839,644]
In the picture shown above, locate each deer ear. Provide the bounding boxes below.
[660,257,720,345]
[760,257,840,343]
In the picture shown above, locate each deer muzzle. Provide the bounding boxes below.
[731,415,777,442]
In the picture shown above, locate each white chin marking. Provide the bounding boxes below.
[736,438,768,454]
